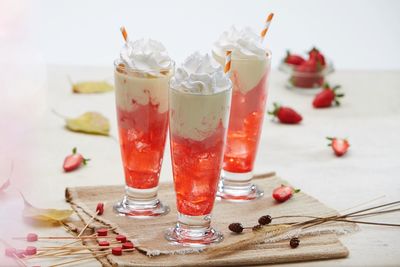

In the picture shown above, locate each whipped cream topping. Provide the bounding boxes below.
[120,38,172,75]
[213,26,266,59]
[170,52,231,94]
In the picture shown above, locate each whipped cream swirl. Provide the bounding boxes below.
[170,52,231,94]
[120,38,172,75]
[213,26,266,59]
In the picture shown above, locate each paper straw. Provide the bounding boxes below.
[260,13,274,42]
[120,26,128,42]
[224,50,232,76]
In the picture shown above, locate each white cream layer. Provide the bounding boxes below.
[170,88,232,141]
[114,70,170,113]
[212,51,270,94]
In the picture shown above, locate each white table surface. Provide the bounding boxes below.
[0,66,399,266]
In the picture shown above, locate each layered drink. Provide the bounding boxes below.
[213,26,271,200]
[114,38,173,217]
[165,52,232,246]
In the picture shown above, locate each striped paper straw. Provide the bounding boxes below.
[224,50,232,76]
[260,13,274,42]
[120,26,128,42]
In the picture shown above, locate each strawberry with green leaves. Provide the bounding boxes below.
[313,83,344,108]
[284,50,305,66]
[268,103,302,124]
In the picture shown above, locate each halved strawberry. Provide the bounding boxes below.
[313,83,344,108]
[272,185,300,203]
[63,147,90,172]
[327,137,350,157]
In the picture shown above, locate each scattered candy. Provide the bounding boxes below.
[122,242,134,249]
[25,246,37,256]
[290,237,300,248]
[111,247,122,256]
[5,247,16,257]
[116,234,127,243]
[97,228,108,237]
[96,202,104,215]
[98,241,110,247]
[27,233,38,242]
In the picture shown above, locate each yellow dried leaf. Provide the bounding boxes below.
[72,81,113,94]
[66,112,110,136]
[20,193,73,222]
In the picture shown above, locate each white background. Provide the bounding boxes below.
[27,0,400,70]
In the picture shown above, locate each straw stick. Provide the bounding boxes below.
[224,50,232,77]
[120,26,128,42]
[260,13,274,42]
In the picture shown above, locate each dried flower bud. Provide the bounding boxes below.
[258,215,272,225]
[290,237,300,248]
[252,225,263,232]
[228,223,244,233]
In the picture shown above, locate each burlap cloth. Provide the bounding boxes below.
[65,175,355,266]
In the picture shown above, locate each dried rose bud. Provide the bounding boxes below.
[252,225,263,232]
[228,223,244,233]
[258,215,272,225]
[290,237,300,248]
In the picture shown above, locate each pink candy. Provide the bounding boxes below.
[27,233,38,242]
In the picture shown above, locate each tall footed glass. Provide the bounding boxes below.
[113,61,173,217]
[165,84,232,246]
[213,51,271,201]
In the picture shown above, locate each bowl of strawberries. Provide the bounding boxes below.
[279,47,334,90]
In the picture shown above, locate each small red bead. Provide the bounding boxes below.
[96,228,108,236]
[5,247,16,257]
[27,233,38,242]
[25,246,37,256]
[122,242,134,249]
[116,235,127,243]
[96,203,104,215]
[98,241,110,247]
[111,247,122,256]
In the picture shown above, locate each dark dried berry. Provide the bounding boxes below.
[258,215,272,225]
[228,223,244,233]
[290,237,300,248]
[252,225,263,231]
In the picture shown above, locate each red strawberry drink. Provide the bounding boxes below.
[213,26,271,201]
[114,39,173,217]
[165,52,232,246]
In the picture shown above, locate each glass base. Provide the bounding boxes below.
[113,186,169,217]
[217,170,264,202]
[165,213,223,247]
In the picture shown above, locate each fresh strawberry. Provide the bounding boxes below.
[272,185,300,203]
[284,50,305,66]
[63,147,89,172]
[312,83,344,108]
[268,103,302,124]
[308,47,326,66]
[327,137,350,157]
[291,59,324,88]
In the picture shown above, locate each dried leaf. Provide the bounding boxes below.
[0,179,10,193]
[72,81,113,94]
[66,112,110,136]
[20,192,73,222]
